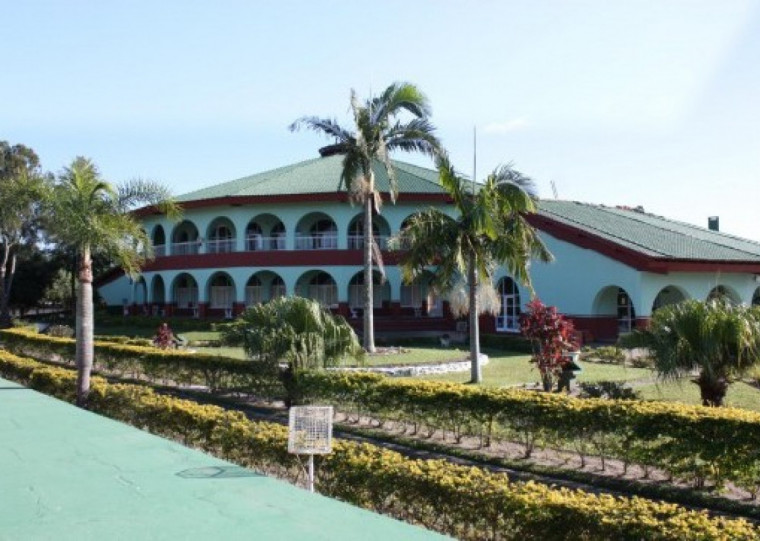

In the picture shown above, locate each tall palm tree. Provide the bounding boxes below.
[398,154,552,383]
[290,82,441,353]
[47,157,180,406]
[621,300,760,406]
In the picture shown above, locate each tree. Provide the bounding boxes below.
[46,157,180,406]
[398,154,552,383]
[0,141,51,326]
[621,299,760,407]
[221,296,364,405]
[290,82,441,353]
[520,298,577,391]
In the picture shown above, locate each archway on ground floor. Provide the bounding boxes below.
[245,271,286,306]
[706,285,741,305]
[206,272,236,311]
[496,276,521,332]
[347,214,391,250]
[246,214,286,251]
[400,270,441,317]
[651,285,688,312]
[295,212,337,250]
[593,285,636,334]
[133,277,147,305]
[171,221,200,256]
[347,270,390,310]
[295,270,338,307]
[150,275,165,304]
[151,225,166,256]
[753,287,760,306]
[171,273,199,310]
[206,217,236,254]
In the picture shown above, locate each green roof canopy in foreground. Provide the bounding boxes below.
[0,377,446,540]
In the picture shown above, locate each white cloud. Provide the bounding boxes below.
[483,118,529,134]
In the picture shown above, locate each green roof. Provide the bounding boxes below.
[177,155,444,202]
[537,200,760,262]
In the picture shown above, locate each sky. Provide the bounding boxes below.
[3,1,759,240]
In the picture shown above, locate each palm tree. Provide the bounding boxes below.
[397,154,552,383]
[47,157,180,406]
[621,300,760,406]
[290,82,441,353]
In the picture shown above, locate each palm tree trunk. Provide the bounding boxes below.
[363,196,375,353]
[468,256,482,383]
[76,245,94,407]
[0,242,11,328]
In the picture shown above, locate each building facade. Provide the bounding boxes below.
[97,155,760,342]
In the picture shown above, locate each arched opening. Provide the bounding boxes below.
[207,273,235,314]
[347,214,390,250]
[397,214,422,250]
[707,285,741,305]
[496,277,521,332]
[172,273,199,314]
[295,213,338,250]
[245,271,286,306]
[246,214,286,251]
[171,221,200,255]
[400,271,441,317]
[593,285,636,334]
[296,270,338,307]
[206,218,236,254]
[152,225,166,257]
[348,270,390,311]
[753,287,760,306]
[652,285,688,312]
[150,275,166,316]
[133,277,147,306]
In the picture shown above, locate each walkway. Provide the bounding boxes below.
[0,377,446,540]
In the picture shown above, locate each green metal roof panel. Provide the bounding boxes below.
[537,200,760,262]
[177,155,444,202]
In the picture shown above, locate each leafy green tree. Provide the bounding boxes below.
[9,246,62,315]
[46,157,180,406]
[621,300,760,406]
[221,296,364,405]
[398,154,552,383]
[0,141,51,326]
[291,82,441,353]
[42,268,75,312]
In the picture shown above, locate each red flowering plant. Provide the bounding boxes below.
[519,298,578,392]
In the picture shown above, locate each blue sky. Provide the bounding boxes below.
[3,1,759,240]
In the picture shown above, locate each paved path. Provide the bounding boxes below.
[0,378,447,540]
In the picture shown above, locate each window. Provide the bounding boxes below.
[496,278,520,332]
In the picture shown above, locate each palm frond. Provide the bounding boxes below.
[289,116,353,143]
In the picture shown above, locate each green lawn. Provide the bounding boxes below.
[636,379,760,412]
[415,351,653,388]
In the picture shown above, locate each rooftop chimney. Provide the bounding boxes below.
[708,216,719,231]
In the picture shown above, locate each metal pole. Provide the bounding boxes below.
[308,454,314,493]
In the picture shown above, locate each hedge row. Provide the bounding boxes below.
[0,350,756,540]
[297,371,760,496]
[0,328,283,398]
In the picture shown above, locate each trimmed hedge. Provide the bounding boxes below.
[0,328,282,398]
[4,328,760,497]
[297,371,760,496]
[0,350,756,540]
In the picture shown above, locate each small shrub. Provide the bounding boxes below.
[46,324,74,338]
[578,381,640,400]
[581,346,625,364]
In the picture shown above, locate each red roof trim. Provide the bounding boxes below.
[135,193,452,217]
[528,213,760,274]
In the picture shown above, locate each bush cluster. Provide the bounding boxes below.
[1,350,756,540]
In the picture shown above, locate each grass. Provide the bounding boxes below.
[415,350,653,388]
[637,379,760,412]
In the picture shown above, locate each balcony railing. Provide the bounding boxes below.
[295,234,338,250]
[347,235,389,250]
[246,235,286,251]
[171,241,201,256]
[206,238,235,254]
[153,245,166,258]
